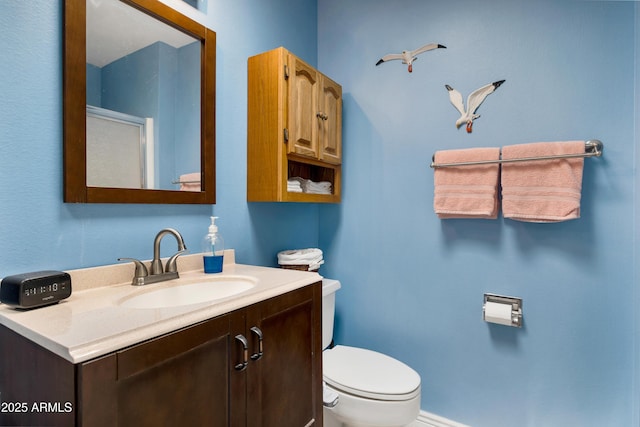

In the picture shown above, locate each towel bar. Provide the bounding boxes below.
[430,140,603,169]
[172,179,201,184]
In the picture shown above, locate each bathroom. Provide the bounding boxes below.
[0,0,637,426]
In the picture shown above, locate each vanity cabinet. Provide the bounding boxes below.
[78,315,231,426]
[0,283,322,427]
[247,46,342,203]
[231,282,322,426]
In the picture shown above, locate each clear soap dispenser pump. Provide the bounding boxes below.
[202,216,224,273]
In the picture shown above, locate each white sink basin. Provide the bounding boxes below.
[118,275,257,309]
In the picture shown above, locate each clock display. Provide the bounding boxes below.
[24,282,63,297]
[0,271,72,309]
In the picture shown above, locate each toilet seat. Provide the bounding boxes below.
[323,345,420,401]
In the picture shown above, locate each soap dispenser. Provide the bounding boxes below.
[202,216,224,273]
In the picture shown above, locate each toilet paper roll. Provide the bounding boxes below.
[484,301,513,326]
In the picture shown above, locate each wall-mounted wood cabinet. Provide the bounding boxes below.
[248,47,342,203]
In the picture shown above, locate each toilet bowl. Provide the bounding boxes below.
[322,279,421,427]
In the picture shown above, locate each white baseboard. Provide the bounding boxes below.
[411,410,471,427]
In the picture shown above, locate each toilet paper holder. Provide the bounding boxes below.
[483,293,523,328]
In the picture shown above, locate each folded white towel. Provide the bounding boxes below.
[303,180,332,194]
[306,181,331,189]
[278,248,323,265]
[287,177,304,193]
[287,177,332,194]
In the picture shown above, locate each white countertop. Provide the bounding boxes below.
[0,251,322,363]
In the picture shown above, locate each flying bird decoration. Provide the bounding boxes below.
[376,43,446,73]
[445,80,505,133]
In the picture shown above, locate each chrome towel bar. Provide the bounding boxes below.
[171,179,201,184]
[430,140,603,169]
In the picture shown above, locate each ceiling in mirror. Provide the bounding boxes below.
[86,0,195,67]
[181,0,207,13]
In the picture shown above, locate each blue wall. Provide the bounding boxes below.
[317,0,638,426]
[0,0,318,274]
[175,41,202,177]
[86,63,101,105]
[1,1,638,426]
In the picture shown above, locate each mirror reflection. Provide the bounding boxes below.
[181,0,207,12]
[86,0,201,191]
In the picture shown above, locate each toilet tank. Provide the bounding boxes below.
[321,279,341,349]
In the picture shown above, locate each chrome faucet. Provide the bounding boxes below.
[119,228,188,286]
[151,228,187,274]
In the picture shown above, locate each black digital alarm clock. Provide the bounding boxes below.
[0,270,72,309]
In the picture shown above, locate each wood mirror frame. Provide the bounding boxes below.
[64,0,216,204]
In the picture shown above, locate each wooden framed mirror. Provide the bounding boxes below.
[64,0,215,203]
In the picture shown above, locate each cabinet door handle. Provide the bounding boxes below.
[234,334,249,371]
[250,326,264,361]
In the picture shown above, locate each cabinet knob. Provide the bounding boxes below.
[234,334,249,371]
[250,326,264,361]
[316,112,328,121]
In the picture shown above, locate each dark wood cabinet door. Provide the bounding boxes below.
[0,325,76,427]
[244,283,323,427]
[78,314,231,427]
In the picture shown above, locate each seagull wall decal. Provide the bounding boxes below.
[445,80,505,133]
[376,43,446,73]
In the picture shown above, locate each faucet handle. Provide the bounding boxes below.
[165,250,189,273]
[118,258,149,286]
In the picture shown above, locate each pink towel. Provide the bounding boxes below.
[501,141,584,222]
[179,172,201,192]
[433,147,500,219]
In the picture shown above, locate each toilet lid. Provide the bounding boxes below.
[323,345,421,401]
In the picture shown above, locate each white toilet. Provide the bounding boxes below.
[322,279,421,427]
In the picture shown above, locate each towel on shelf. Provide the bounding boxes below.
[304,180,332,195]
[287,177,304,193]
[287,177,332,194]
[278,248,324,271]
[501,141,584,222]
[179,172,201,192]
[433,147,501,219]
